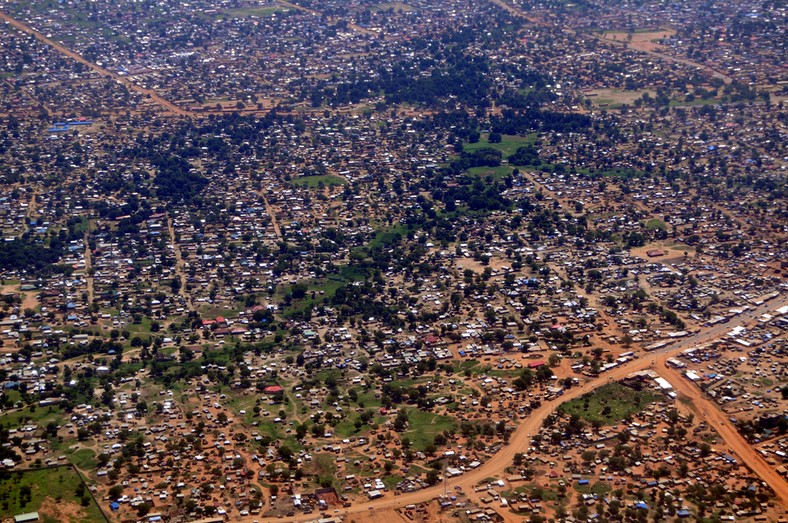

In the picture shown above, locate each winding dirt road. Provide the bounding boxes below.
[249,295,787,522]
[0,10,189,116]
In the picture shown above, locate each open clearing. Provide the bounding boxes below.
[0,466,105,523]
[600,29,675,52]
[584,88,655,108]
[290,174,348,188]
[371,2,415,12]
[217,6,287,18]
[558,382,658,425]
[464,133,537,158]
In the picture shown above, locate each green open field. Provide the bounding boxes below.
[280,265,366,317]
[371,2,415,12]
[668,97,720,107]
[290,174,347,188]
[403,410,455,451]
[645,218,667,231]
[467,165,515,181]
[0,466,106,523]
[464,133,537,157]
[218,6,286,18]
[67,449,97,470]
[0,405,64,430]
[558,382,656,425]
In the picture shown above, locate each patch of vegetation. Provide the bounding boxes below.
[645,218,667,231]
[290,174,347,188]
[0,238,65,277]
[467,165,514,181]
[403,410,455,451]
[68,449,97,470]
[464,133,537,157]
[558,382,656,425]
[152,155,207,204]
[219,6,285,18]
[0,466,106,522]
[0,406,64,430]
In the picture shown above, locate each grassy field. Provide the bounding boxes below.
[366,224,408,251]
[0,466,106,523]
[558,382,656,425]
[467,165,514,181]
[574,480,612,496]
[455,359,481,374]
[371,2,415,12]
[668,97,719,107]
[290,174,347,188]
[645,218,667,231]
[218,6,286,18]
[403,410,455,451]
[67,449,97,470]
[0,405,64,430]
[464,133,537,157]
[280,263,370,318]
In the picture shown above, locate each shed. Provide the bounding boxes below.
[14,514,39,523]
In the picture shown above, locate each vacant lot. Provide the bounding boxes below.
[585,88,655,109]
[600,29,675,52]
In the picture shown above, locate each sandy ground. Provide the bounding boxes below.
[600,29,676,52]
[585,88,656,107]
[0,284,38,311]
[38,495,89,523]
[629,242,696,263]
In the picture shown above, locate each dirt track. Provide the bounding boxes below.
[167,215,193,310]
[656,363,788,505]
[250,294,787,522]
[0,10,189,116]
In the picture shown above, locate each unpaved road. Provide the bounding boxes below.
[485,0,732,86]
[83,226,94,304]
[249,294,787,522]
[0,10,189,116]
[167,215,193,310]
[656,363,788,505]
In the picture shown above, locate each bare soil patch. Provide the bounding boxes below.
[38,495,91,523]
[600,29,675,52]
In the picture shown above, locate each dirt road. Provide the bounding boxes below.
[275,0,378,36]
[656,363,788,506]
[484,0,732,86]
[260,193,283,241]
[0,10,189,117]
[167,215,193,310]
[595,33,732,85]
[249,294,786,522]
[83,226,94,305]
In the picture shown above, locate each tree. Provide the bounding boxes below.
[425,469,440,485]
[137,502,152,516]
